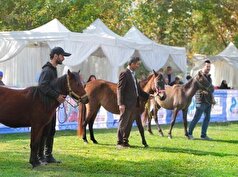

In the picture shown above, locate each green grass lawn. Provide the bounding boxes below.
[0,122,237,177]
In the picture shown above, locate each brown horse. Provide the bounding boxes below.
[0,70,88,167]
[142,97,164,136]
[78,71,165,147]
[154,71,214,139]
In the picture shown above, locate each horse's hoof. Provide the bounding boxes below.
[159,131,164,137]
[92,140,98,144]
[83,140,89,144]
[168,134,172,139]
[143,144,149,148]
[148,130,153,135]
[31,161,42,168]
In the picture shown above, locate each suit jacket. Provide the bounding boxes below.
[165,73,175,84]
[117,69,149,108]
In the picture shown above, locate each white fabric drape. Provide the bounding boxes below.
[101,45,135,82]
[191,42,238,89]
[140,45,170,71]
[61,41,100,67]
[124,26,187,74]
[0,44,50,87]
[0,39,27,63]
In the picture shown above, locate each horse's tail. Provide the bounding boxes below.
[141,100,150,127]
[141,109,148,127]
[77,103,86,137]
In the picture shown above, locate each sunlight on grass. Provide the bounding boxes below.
[0,122,237,177]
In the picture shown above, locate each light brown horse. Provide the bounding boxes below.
[0,70,88,167]
[142,97,164,136]
[78,71,165,147]
[154,71,214,139]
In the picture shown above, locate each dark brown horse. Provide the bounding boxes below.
[78,71,165,147]
[0,70,88,167]
[154,71,214,139]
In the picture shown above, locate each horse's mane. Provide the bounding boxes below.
[139,74,154,88]
[183,77,194,89]
[31,74,67,111]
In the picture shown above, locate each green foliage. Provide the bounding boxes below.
[233,34,238,47]
[0,122,238,176]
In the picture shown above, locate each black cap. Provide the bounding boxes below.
[50,47,71,57]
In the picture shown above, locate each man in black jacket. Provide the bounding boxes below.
[38,47,71,163]
[188,60,215,140]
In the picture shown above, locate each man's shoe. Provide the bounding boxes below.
[45,155,61,163]
[201,136,212,141]
[116,143,130,149]
[38,156,48,165]
[188,134,194,140]
[123,143,130,147]
[116,144,125,149]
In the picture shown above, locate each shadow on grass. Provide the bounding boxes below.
[144,145,238,158]
[80,140,238,158]
[211,139,238,144]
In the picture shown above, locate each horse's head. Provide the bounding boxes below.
[194,71,214,92]
[152,70,166,100]
[67,70,89,104]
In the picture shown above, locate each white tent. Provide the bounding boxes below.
[0,19,72,87]
[124,26,187,74]
[65,18,137,83]
[0,18,187,87]
[191,42,238,89]
[80,20,187,81]
[0,19,134,86]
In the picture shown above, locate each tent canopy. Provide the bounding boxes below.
[0,18,187,87]
[124,26,187,74]
[191,42,238,89]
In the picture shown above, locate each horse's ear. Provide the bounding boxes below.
[153,69,158,76]
[198,71,202,77]
[78,70,80,74]
[67,69,73,77]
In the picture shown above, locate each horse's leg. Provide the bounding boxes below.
[141,109,147,128]
[154,107,164,137]
[182,109,189,138]
[82,105,91,144]
[135,114,148,147]
[29,126,44,168]
[82,119,88,143]
[78,103,88,143]
[38,123,51,164]
[147,110,153,135]
[168,108,179,139]
[89,111,99,144]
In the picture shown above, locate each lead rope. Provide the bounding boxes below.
[57,102,68,124]
[57,73,88,124]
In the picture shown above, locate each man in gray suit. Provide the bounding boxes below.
[117,57,149,148]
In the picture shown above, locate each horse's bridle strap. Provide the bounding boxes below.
[67,74,87,103]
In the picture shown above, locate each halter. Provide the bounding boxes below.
[67,74,88,104]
